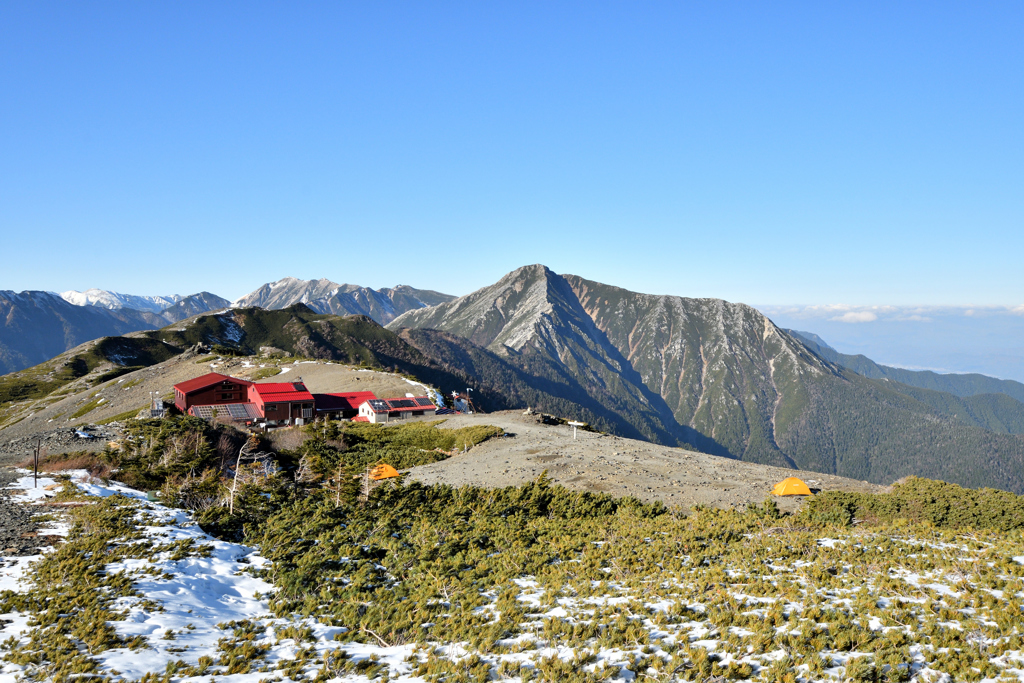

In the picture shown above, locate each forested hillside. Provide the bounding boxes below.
[790,329,1024,402]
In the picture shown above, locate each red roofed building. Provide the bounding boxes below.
[313,392,378,420]
[357,396,437,423]
[248,381,315,425]
[174,373,253,413]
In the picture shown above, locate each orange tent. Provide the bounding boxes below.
[771,477,812,496]
[370,464,401,481]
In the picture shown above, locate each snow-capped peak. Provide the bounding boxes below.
[59,289,183,313]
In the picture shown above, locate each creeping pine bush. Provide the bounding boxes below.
[295,419,503,477]
[15,413,1024,682]
[0,485,210,683]
[109,415,226,491]
[244,475,1024,683]
[6,468,1024,682]
[802,476,1024,530]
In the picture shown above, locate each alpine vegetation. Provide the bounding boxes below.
[2,454,1023,683]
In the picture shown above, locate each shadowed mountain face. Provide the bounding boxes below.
[233,277,455,325]
[389,265,1024,493]
[0,291,235,375]
[0,291,167,375]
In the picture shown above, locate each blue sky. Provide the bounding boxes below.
[1,2,1022,305]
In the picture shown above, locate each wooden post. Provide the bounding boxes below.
[33,438,41,488]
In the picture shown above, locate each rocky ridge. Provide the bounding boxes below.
[232,277,455,325]
[389,265,1024,493]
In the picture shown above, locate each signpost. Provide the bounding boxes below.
[568,421,585,440]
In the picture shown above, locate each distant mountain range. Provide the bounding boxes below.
[232,277,454,324]
[788,330,1024,404]
[0,291,230,375]
[57,289,184,313]
[5,267,1024,493]
[759,304,1024,383]
[0,279,451,375]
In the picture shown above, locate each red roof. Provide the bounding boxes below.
[351,415,370,422]
[175,373,252,395]
[369,396,437,413]
[314,391,377,412]
[251,381,314,403]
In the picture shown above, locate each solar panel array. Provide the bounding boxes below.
[368,399,390,412]
[191,404,259,421]
[415,397,434,407]
[389,399,417,408]
[226,404,250,419]
[191,406,215,419]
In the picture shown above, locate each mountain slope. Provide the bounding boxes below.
[58,288,182,312]
[0,305,530,434]
[0,290,238,375]
[0,291,166,375]
[789,329,1024,403]
[2,278,450,376]
[160,292,232,323]
[233,277,455,325]
[390,265,702,448]
[233,277,341,309]
[389,265,1024,492]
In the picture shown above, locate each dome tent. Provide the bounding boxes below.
[370,464,401,481]
[771,477,812,496]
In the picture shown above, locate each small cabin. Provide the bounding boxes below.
[356,396,437,423]
[173,373,253,413]
[248,381,315,426]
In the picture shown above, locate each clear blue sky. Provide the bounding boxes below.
[2,1,1022,304]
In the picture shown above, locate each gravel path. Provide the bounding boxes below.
[0,426,118,467]
[410,411,885,512]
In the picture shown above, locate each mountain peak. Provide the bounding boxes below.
[388,264,564,352]
[232,278,456,325]
[59,289,183,313]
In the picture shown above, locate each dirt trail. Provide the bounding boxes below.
[2,355,884,511]
[409,411,884,512]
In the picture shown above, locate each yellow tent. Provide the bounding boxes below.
[370,464,401,481]
[771,477,812,496]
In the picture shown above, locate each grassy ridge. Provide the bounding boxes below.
[0,336,179,413]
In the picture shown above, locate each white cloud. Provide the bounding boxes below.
[830,311,878,323]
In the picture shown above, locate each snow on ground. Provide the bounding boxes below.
[1,472,1023,682]
[0,471,418,683]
